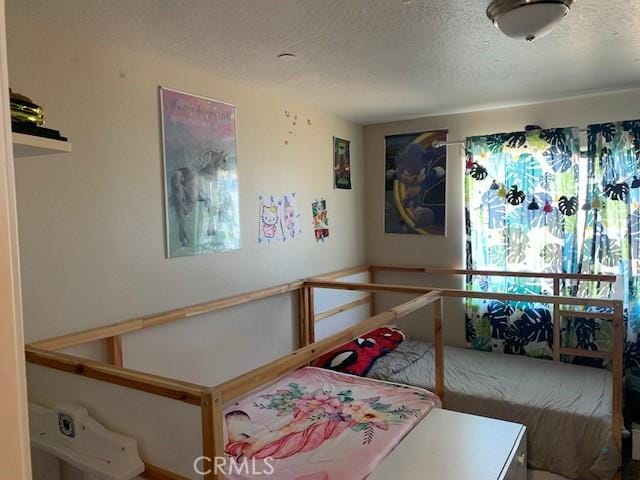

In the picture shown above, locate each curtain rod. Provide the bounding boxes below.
[434,128,589,148]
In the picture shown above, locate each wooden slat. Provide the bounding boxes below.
[305,280,619,309]
[370,264,617,282]
[106,335,123,367]
[314,296,371,322]
[30,281,304,351]
[389,294,431,318]
[558,310,615,320]
[305,280,441,295]
[433,298,444,402]
[142,463,190,480]
[612,301,624,453]
[216,292,441,403]
[558,348,611,360]
[553,278,560,362]
[201,389,224,480]
[30,320,144,352]
[311,264,371,280]
[25,347,206,405]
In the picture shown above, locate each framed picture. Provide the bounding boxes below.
[333,136,351,189]
[384,130,447,236]
[160,87,240,257]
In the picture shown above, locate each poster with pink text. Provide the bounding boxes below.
[160,87,240,257]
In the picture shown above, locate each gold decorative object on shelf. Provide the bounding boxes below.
[9,88,67,143]
[10,89,44,126]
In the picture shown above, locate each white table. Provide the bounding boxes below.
[370,409,527,480]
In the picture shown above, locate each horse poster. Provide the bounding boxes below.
[160,87,240,257]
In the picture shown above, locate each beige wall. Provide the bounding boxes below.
[8,17,367,477]
[8,18,365,345]
[364,89,640,344]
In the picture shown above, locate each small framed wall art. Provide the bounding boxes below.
[333,136,351,190]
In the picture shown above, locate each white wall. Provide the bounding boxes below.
[364,89,640,344]
[7,16,365,349]
[7,13,368,479]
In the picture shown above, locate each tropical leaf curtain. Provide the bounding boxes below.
[464,128,581,358]
[464,123,640,368]
[583,121,640,369]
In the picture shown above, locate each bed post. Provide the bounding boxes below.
[612,300,624,466]
[299,286,315,347]
[434,297,444,403]
[106,335,123,367]
[368,266,375,316]
[201,388,225,480]
[306,286,315,344]
[552,277,561,362]
[298,287,308,348]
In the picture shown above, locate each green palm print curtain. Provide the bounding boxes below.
[583,121,640,369]
[464,123,640,369]
[464,128,582,359]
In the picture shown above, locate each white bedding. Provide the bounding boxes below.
[367,339,619,480]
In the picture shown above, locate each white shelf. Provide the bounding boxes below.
[12,132,71,158]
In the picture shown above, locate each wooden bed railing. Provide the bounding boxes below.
[370,264,618,282]
[24,264,624,479]
[25,275,440,479]
[29,280,307,352]
[317,264,624,468]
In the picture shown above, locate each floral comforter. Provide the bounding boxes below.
[223,366,440,479]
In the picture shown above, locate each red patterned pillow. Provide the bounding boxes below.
[312,327,406,376]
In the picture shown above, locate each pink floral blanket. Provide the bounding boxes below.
[223,367,440,479]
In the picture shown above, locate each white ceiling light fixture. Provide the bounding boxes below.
[487,0,574,42]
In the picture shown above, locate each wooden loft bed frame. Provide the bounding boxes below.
[24,264,624,480]
[307,264,624,479]
[25,265,441,479]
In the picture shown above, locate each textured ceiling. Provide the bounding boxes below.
[8,0,640,124]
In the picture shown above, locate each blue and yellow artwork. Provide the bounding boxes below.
[384,131,447,236]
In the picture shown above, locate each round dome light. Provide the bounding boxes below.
[487,0,574,42]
